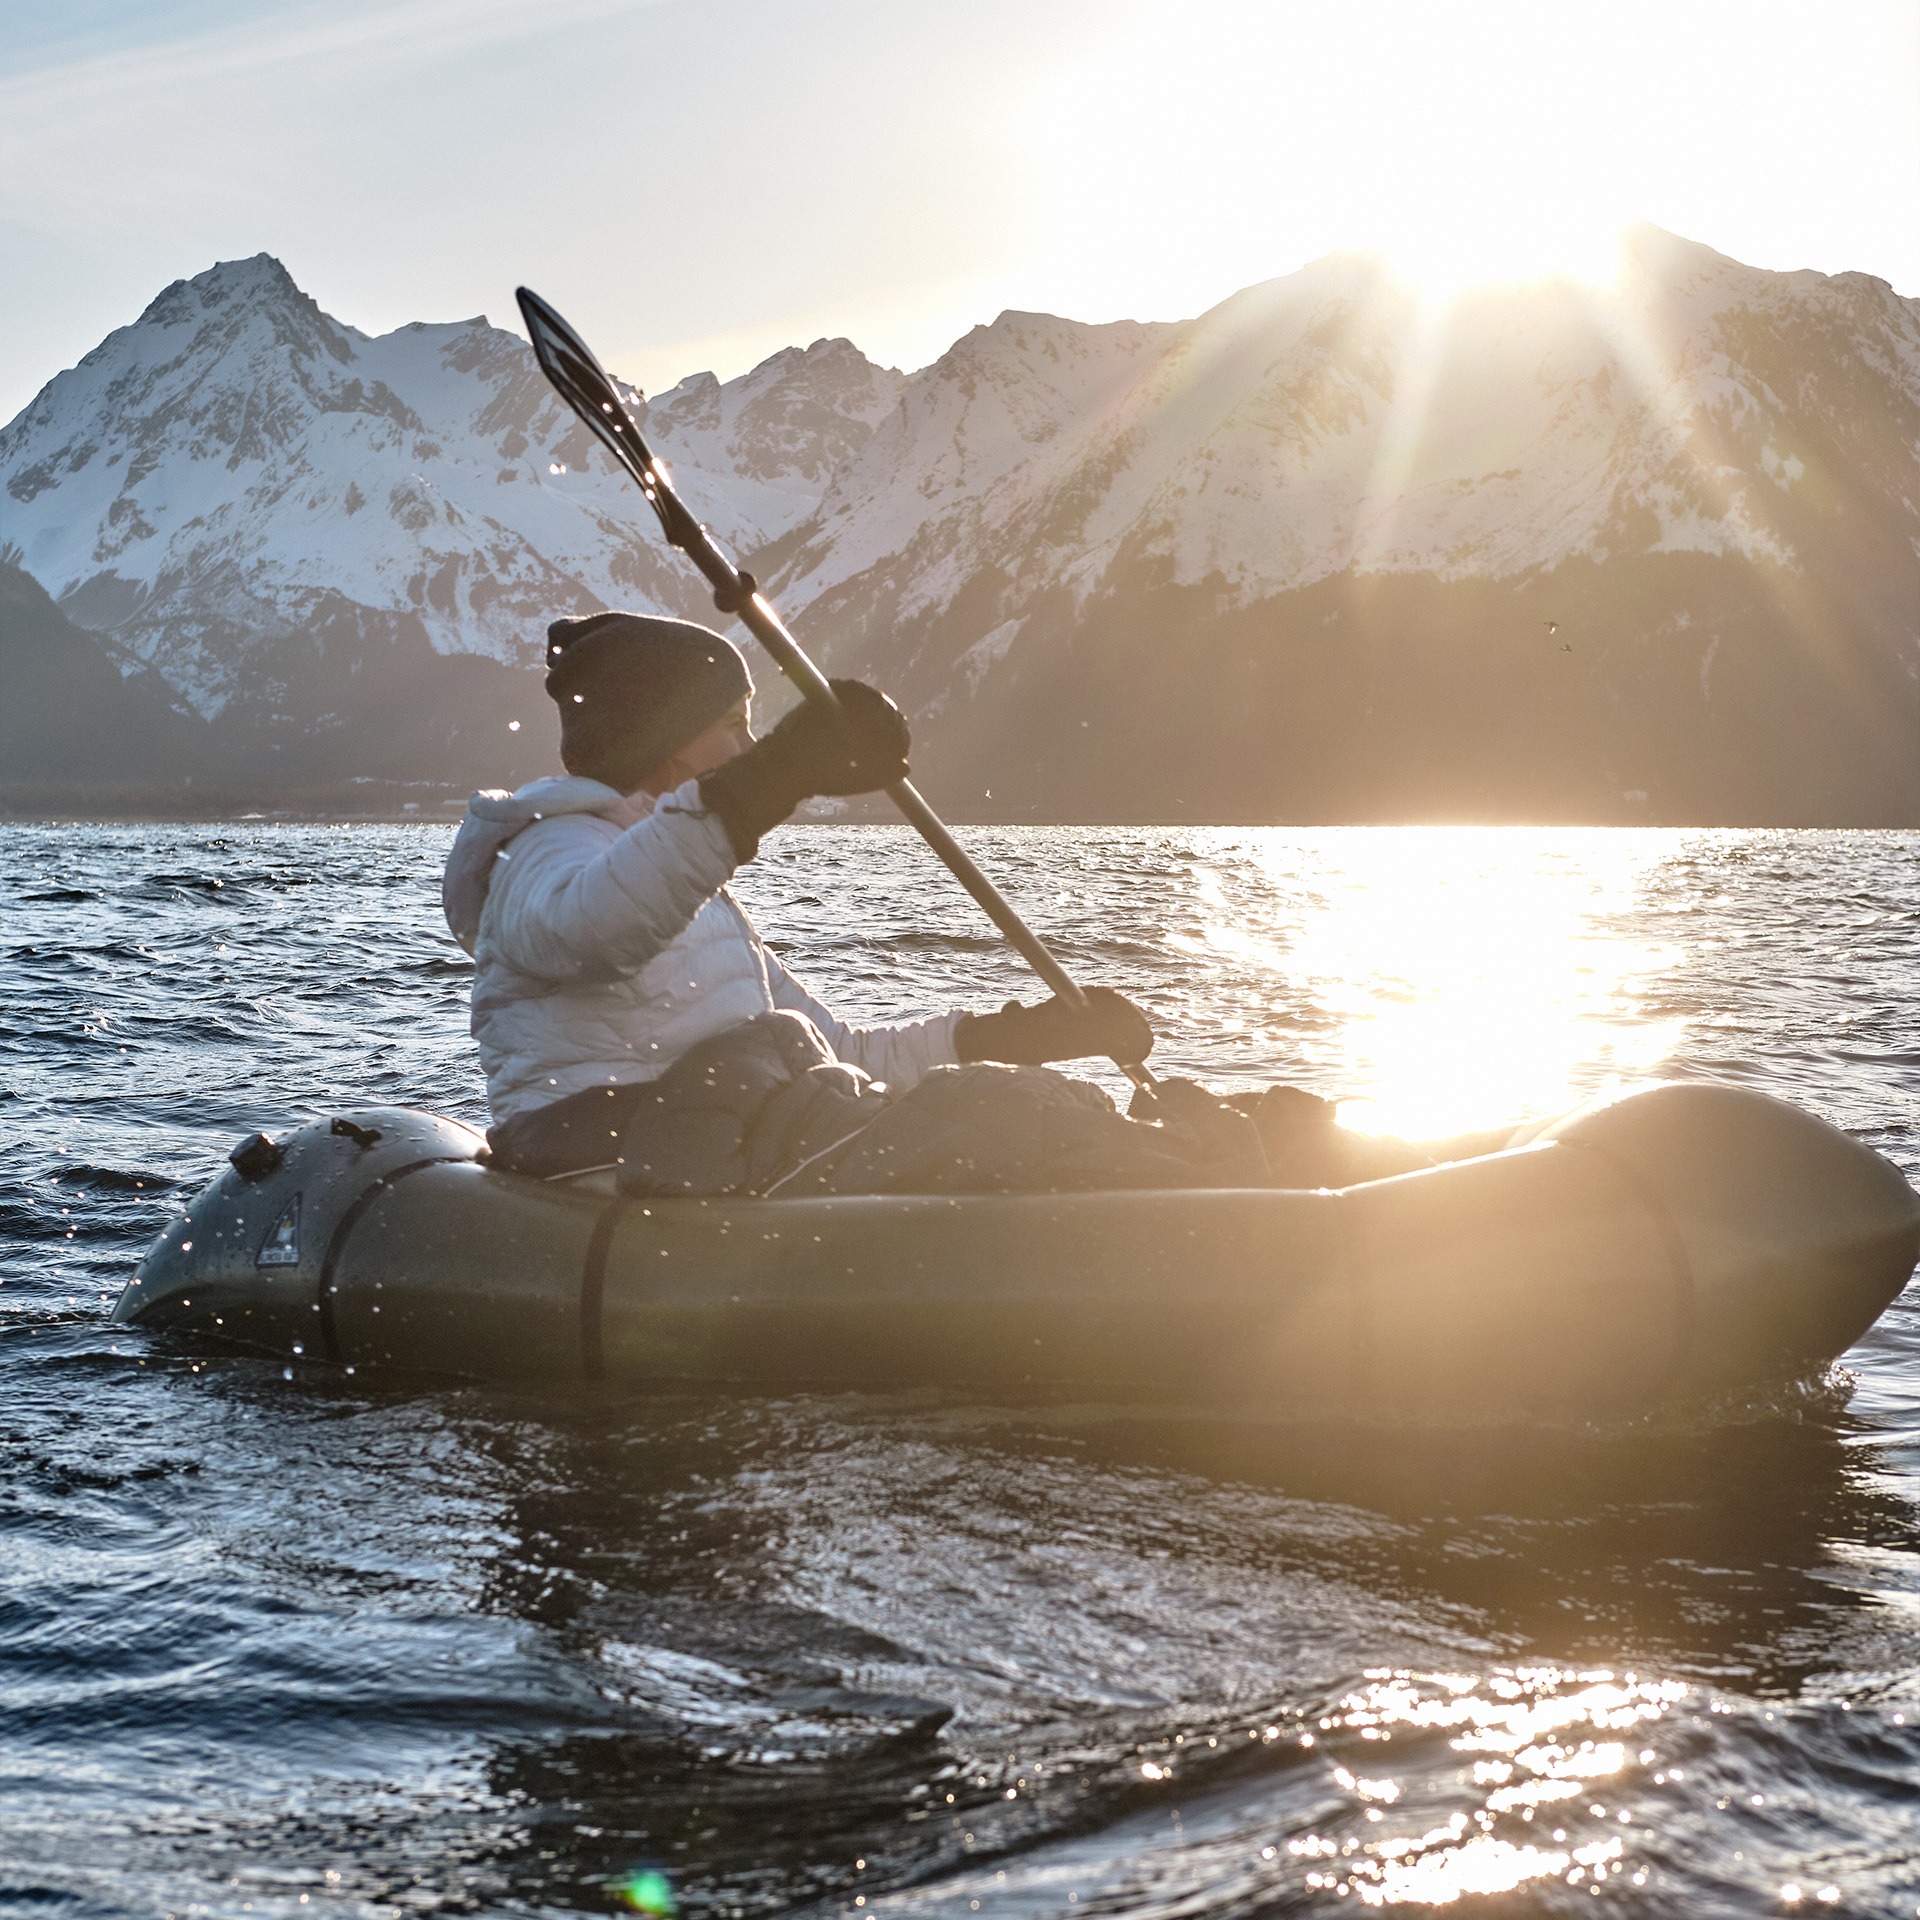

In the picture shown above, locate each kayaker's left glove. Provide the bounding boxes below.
[954,987,1155,1067]
[699,679,910,861]
[1127,1075,1271,1184]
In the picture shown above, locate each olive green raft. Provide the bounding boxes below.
[112,1082,1919,1418]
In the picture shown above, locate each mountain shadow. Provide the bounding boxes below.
[0,557,566,813]
[813,550,1920,827]
[0,558,213,785]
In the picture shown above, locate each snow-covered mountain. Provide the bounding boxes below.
[770,225,1919,822]
[0,254,903,718]
[782,229,1830,622]
[4,234,1915,820]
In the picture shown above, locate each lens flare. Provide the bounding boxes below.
[606,1868,676,1916]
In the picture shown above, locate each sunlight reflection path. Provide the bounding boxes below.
[1305,1668,1684,1907]
[1175,829,1687,1138]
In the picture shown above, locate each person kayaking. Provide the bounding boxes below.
[442,611,1268,1195]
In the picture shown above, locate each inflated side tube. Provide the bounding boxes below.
[113,1084,1920,1417]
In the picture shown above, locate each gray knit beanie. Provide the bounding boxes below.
[545,612,753,793]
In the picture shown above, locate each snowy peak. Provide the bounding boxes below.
[643,335,906,494]
[137,252,314,323]
[0,259,905,714]
[11,253,360,476]
[780,307,1178,608]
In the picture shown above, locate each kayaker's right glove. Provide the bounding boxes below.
[954,987,1155,1067]
[699,680,910,861]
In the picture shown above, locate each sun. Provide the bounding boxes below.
[1372,209,1628,308]
[1022,1,1639,329]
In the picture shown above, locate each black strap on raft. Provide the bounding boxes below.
[313,1159,632,1380]
[578,1198,629,1383]
[313,1159,446,1364]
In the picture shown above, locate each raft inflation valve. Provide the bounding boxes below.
[229,1132,284,1181]
[330,1118,383,1150]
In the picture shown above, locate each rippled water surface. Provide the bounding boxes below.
[3,823,1917,1918]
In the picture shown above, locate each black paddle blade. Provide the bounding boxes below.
[515,286,699,551]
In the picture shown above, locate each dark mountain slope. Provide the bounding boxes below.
[0,559,211,782]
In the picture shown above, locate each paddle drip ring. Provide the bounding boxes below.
[712,570,758,616]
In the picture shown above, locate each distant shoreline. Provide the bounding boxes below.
[0,781,476,827]
[6,799,1916,831]
[6,775,1917,832]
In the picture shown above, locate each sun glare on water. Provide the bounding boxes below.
[1300,1668,1685,1905]
[1175,830,1685,1141]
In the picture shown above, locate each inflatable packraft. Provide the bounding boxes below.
[112,1083,1919,1418]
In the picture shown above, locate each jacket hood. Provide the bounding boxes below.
[442,775,635,953]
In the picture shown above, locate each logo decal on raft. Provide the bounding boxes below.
[257,1194,302,1267]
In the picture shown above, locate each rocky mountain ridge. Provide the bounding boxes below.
[1,254,902,728]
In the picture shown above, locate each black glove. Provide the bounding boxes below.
[1127,1076,1270,1184]
[699,680,910,861]
[954,986,1155,1066]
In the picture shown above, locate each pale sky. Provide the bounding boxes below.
[1,0,1915,424]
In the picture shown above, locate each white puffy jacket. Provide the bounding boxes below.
[442,774,963,1123]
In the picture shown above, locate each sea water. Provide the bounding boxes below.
[2,823,1916,1917]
